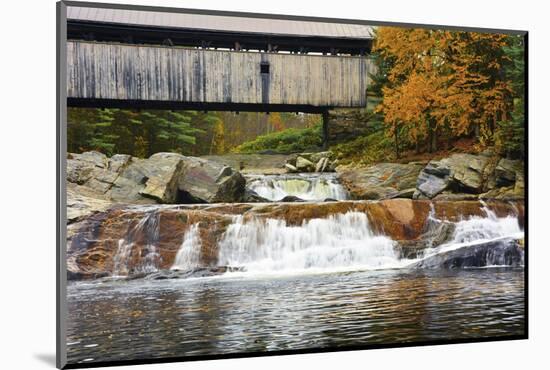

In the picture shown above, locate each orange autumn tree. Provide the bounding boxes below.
[268,112,286,132]
[374,27,511,157]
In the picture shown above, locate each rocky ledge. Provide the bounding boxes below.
[67,199,523,280]
[284,151,338,173]
[337,151,524,201]
[67,151,247,212]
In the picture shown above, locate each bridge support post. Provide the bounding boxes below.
[322,110,330,150]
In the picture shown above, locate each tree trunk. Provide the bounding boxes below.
[474,123,480,139]
[431,127,438,152]
[426,118,438,153]
[394,124,400,159]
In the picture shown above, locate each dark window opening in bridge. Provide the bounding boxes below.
[260,62,270,74]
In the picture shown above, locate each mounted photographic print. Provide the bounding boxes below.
[56,1,527,368]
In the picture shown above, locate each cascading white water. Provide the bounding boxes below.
[159,200,524,276]
[113,211,161,277]
[217,212,401,273]
[171,224,202,271]
[420,202,524,266]
[245,173,349,201]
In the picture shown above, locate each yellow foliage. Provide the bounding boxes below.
[375,27,512,150]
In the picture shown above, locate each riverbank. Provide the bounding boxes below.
[66,148,524,217]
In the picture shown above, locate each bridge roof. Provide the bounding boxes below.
[67,6,375,40]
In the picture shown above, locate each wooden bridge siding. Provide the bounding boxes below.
[67,41,369,107]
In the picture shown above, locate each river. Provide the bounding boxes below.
[66,268,524,364]
[65,173,525,365]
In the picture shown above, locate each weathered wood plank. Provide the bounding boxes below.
[67,41,371,107]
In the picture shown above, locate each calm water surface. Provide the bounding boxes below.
[67,268,525,364]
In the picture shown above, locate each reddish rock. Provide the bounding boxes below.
[67,199,524,280]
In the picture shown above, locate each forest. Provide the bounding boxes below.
[67,27,525,163]
[67,108,320,157]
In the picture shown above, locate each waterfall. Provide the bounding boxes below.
[217,212,401,273]
[112,201,524,278]
[419,202,524,267]
[171,224,202,271]
[113,211,161,277]
[245,173,349,201]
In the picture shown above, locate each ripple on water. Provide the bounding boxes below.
[66,268,524,364]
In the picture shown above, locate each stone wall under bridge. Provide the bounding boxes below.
[327,109,376,145]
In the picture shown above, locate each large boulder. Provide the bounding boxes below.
[449,153,491,192]
[295,156,315,172]
[66,183,114,223]
[284,163,298,173]
[416,160,452,198]
[242,189,271,203]
[67,151,127,194]
[494,158,523,187]
[415,154,492,198]
[338,163,424,200]
[176,155,246,203]
[407,238,524,269]
[138,154,186,203]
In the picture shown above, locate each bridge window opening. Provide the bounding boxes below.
[260,62,270,74]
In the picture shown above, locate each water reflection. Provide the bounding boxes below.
[67,268,525,364]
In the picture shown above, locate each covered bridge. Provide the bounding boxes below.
[65,4,376,145]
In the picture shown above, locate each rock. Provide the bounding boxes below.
[407,238,524,269]
[416,160,451,198]
[515,173,525,195]
[389,188,416,199]
[77,151,109,168]
[108,154,132,173]
[67,270,109,281]
[67,158,94,185]
[338,163,423,200]
[412,190,429,200]
[67,207,234,279]
[315,157,329,172]
[66,183,114,223]
[285,163,298,173]
[66,199,523,279]
[67,151,246,204]
[398,219,457,259]
[448,153,490,192]
[139,154,185,203]
[479,185,524,200]
[67,151,125,195]
[364,199,432,240]
[285,154,299,167]
[321,158,330,172]
[327,159,339,172]
[175,155,246,203]
[416,154,492,198]
[309,151,333,163]
[242,189,271,203]
[145,266,244,280]
[495,158,523,186]
[327,109,376,144]
[295,156,315,172]
[433,192,479,201]
[280,195,305,202]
